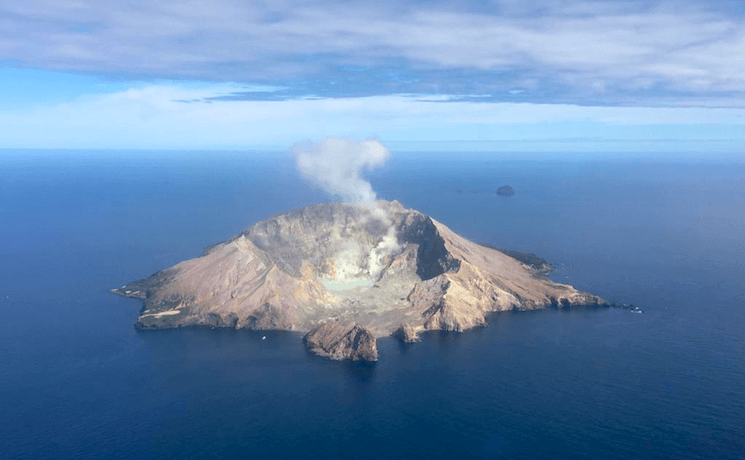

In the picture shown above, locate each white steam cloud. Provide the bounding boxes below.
[292,137,390,203]
[292,137,401,286]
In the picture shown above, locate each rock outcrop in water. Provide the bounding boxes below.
[497,185,515,196]
[303,322,378,361]
[113,200,608,361]
[394,323,420,343]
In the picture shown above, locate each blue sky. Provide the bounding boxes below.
[1,0,744,152]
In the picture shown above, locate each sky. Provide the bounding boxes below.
[0,0,743,152]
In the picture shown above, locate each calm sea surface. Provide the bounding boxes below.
[1,150,744,459]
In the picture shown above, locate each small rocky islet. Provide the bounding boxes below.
[497,185,515,196]
[114,200,612,361]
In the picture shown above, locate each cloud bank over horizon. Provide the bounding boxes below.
[0,85,743,151]
[1,0,745,108]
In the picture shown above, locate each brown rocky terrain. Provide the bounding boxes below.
[113,200,608,361]
[303,322,378,361]
[394,323,420,343]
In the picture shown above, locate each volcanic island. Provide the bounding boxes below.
[114,200,609,361]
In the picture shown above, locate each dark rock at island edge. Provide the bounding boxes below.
[394,323,420,343]
[303,322,379,361]
[497,185,515,196]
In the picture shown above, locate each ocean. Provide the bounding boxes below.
[1,150,744,459]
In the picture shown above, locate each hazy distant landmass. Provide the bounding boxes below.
[114,200,607,361]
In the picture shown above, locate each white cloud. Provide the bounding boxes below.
[292,138,390,202]
[1,1,744,102]
[0,84,743,150]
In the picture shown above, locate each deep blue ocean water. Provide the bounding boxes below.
[1,150,744,459]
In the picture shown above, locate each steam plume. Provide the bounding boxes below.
[292,137,390,203]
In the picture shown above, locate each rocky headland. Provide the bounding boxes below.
[113,200,609,361]
[303,322,378,361]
